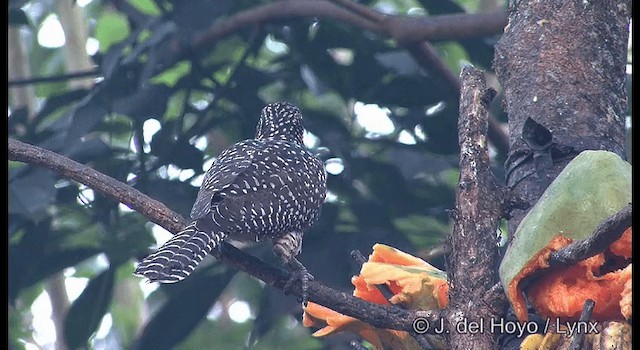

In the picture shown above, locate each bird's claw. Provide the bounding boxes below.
[283,257,314,306]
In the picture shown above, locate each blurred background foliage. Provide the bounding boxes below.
[7,0,631,349]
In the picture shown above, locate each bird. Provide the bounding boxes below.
[134,102,327,304]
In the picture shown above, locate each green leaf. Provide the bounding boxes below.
[434,42,469,77]
[110,266,146,346]
[9,8,32,27]
[9,303,32,350]
[150,61,192,87]
[134,267,235,349]
[9,245,100,301]
[394,214,449,248]
[9,170,57,219]
[128,0,162,16]
[64,267,116,350]
[95,12,132,53]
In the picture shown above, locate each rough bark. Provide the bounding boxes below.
[444,66,507,349]
[494,0,631,236]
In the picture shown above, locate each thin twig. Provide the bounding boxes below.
[9,69,102,87]
[328,0,385,23]
[385,11,508,44]
[567,299,595,350]
[548,204,632,267]
[189,1,382,51]
[350,250,396,302]
[408,42,510,155]
[186,1,507,53]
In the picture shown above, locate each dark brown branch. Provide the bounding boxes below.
[407,42,510,156]
[186,0,507,52]
[410,42,462,93]
[567,299,595,350]
[8,69,102,87]
[189,1,382,50]
[8,138,444,335]
[8,138,185,233]
[443,66,504,349]
[385,11,508,44]
[328,0,385,23]
[548,204,632,268]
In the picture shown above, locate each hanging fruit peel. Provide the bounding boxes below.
[498,151,632,322]
[509,229,631,322]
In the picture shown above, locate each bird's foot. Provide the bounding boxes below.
[273,232,313,305]
[283,257,314,306]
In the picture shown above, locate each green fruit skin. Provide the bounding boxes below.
[499,150,632,309]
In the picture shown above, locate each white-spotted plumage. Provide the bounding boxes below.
[134,102,327,286]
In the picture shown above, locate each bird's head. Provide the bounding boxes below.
[255,102,305,145]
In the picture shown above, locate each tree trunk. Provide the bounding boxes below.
[8,27,37,120]
[494,0,631,236]
[56,0,95,89]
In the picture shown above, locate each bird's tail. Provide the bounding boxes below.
[133,220,225,283]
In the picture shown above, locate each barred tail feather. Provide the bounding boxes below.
[133,221,225,283]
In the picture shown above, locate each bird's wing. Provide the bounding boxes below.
[190,139,261,219]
